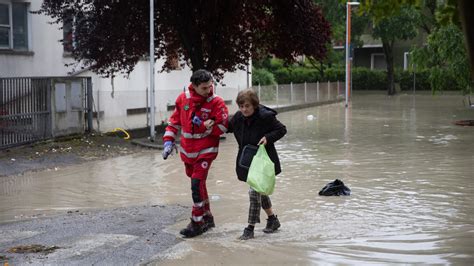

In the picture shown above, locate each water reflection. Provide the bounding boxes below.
[1,93,473,264]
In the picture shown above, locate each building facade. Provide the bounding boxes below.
[1,0,249,133]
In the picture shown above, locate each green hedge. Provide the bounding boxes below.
[273,68,321,84]
[324,68,345,82]
[252,68,277,86]
[254,65,444,91]
[268,66,386,90]
[351,68,386,90]
[271,67,344,84]
[398,70,431,91]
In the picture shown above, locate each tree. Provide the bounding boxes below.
[359,0,474,83]
[309,0,368,76]
[358,0,421,21]
[410,0,472,94]
[366,6,420,95]
[456,0,474,80]
[436,0,474,82]
[37,0,331,81]
[316,0,368,48]
[412,24,471,94]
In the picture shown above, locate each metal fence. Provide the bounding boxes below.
[1,78,52,149]
[0,79,343,148]
[0,77,92,150]
[253,81,345,107]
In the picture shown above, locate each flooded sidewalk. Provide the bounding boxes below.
[1,93,473,265]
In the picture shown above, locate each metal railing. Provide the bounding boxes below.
[1,77,92,149]
[1,78,52,149]
[88,81,345,132]
[253,81,345,108]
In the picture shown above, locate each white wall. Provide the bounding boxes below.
[83,61,247,132]
[0,0,74,76]
[1,0,250,132]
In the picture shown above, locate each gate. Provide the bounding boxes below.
[1,77,92,150]
[1,78,52,149]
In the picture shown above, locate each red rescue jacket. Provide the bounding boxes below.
[163,84,229,164]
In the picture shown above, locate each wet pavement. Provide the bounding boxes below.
[0,204,187,265]
[1,93,473,265]
[0,134,147,177]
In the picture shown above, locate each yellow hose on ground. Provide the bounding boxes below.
[112,128,130,140]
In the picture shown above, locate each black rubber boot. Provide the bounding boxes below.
[263,215,280,233]
[179,219,205,238]
[238,227,254,240]
[203,215,215,231]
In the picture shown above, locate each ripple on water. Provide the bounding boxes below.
[3,94,474,265]
[305,233,451,264]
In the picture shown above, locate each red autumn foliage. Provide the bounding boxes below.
[38,0,331,80]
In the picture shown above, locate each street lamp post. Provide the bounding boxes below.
[345,1,359,108]
[149,0,156,141]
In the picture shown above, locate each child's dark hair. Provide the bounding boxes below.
[190,69,213,86]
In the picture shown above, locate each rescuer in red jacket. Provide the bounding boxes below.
[162,69,228,237]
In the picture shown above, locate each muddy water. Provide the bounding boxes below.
[1,93,473,264]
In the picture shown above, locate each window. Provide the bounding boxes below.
[62,13,74,52]
[0,1,28,50]
[403,52,412,70]
[0,2,12,48]
[62,12,84,53]
[371,53,386,70]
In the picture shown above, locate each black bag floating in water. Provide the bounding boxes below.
[318,179,351,196]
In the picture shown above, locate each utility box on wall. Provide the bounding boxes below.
[51,78,85,137]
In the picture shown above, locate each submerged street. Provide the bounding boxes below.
[1,93,473,265]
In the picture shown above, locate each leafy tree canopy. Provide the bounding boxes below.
[371,6,420,43]
[412,24,471,94]
[359,0,473,80]
[37,0,331,80]
[361,4,421,95]
[357,0,421,22]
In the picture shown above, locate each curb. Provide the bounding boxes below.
[131,138,165,149]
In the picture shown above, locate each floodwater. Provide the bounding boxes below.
[1,93,473,265]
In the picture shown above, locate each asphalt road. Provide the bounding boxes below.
[0,204,188,265]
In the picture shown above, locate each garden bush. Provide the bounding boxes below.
[351,68,386,90]
[398,70,431,91]
[323,68,345,82]
[272,67,321,84]
[252,64,468,92]
[252,68,276,86]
